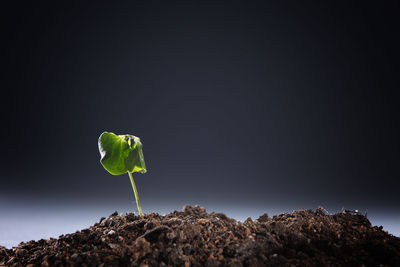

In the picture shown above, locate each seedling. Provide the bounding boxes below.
[98,131,147,217]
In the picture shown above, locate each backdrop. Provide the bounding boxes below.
[1,1,399,247]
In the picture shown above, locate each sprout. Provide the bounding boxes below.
[98,131,147,217]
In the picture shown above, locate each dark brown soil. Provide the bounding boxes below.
[1,205,399,266]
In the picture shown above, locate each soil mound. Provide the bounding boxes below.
[1,205,399,266]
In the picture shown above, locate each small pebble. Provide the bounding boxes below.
[108,230,116,236]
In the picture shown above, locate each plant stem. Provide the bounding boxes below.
[128,172,144,217]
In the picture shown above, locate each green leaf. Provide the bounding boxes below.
[98,131,147,175]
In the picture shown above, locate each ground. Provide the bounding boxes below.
[1,205,399,266]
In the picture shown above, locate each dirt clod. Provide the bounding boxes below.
[1,205,399,266]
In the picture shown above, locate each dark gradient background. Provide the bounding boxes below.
[1,2,399,247]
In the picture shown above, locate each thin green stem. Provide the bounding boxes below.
[128,172,144,217]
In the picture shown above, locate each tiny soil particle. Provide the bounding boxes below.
[0,206,399,266]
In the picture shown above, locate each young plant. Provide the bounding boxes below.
[98,131,147,217]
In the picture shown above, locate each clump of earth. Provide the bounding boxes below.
[1,205,399,266]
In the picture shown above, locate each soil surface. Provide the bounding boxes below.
[1,205,399,266]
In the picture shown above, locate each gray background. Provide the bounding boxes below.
[1,1,399,247]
